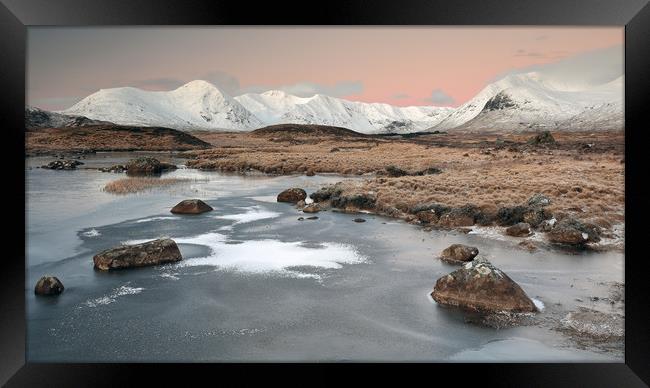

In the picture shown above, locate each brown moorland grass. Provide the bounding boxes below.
[188,130,624,231]
[103,177,189,195]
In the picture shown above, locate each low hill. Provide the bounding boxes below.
[26,125,211,155]
[251,123,367,138]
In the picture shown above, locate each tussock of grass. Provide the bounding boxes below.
[103,177,188,194]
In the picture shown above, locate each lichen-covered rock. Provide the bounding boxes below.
[170,199,213,214]
[547,217,601,246]
[431,258,537,313]
[522,207,553,227]
[506,222,532,237]
[496,206,529,226]
[277,188,307,203]
[93,238,182,271]
[302,204,321,213]
[331,193,376,210]
[34,275,64,296]
[41,160,83,170]
[125,157,176,176]
[310,184,343,202]
[438,206,477,228]
[527,193,552,208]
[438,244,479,264]
[416,210,439,224]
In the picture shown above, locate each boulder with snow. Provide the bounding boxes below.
[93,238,182,271]
[431,257,537,313]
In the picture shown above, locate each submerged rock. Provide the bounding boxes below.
[431,257,537,313]
[277,188,307,203]
[506,222,532,237]
[99,164,127,173]
[560,307,624,340]
[438,244,479,264]
[93,238,182,271]
[353,218,366,223]
[34,275,64,296]
[170,199,213,214]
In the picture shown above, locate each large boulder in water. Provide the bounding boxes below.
[277,188,307,203]
[431,257,537,313]
[34,275,64,296]
[170,199,213,214]
[126,156,176,176]
[438,244,479,264]
[93,238,182,270]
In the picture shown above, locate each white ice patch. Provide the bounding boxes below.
[134,216,177,223]
[168,231,366,279]
[81,229,101,237]
[215,206,280,225]
[532,298,545,311]
[304,197,314,204]
[83,284,144,308]
[582,233,589,240]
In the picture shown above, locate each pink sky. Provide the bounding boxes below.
[27,27,623,110]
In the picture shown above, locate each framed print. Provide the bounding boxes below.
[1,0,649,385]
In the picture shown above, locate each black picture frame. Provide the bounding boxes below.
[2,0,649,385]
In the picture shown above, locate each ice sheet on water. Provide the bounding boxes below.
[215,206,280,225]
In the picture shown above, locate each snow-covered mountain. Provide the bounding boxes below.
[433,73,623,132]
[60,74,622,134]
[63,80,263,131]
[235,90,453,134]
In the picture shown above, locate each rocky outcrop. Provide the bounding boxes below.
[431,257,537,313]
[310,184,343,202]
[438,244,479,264]
[527,131,556,146]
[41,160,83,170]
[438,205,477,227]
[34,275,64,296]
[506,222,532,237]
[277,188,307,203]
[93,238,182,270]
[547,217,601,246]
[125,157,176,176]
[331,193,377,210]
[170,199,213,214]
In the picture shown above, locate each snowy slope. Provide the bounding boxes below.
[235,90,453,134]
[433,73,623,132]
[63,80,263,131]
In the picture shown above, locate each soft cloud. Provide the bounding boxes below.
[422,89,455,105]
[490,45,622,88]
